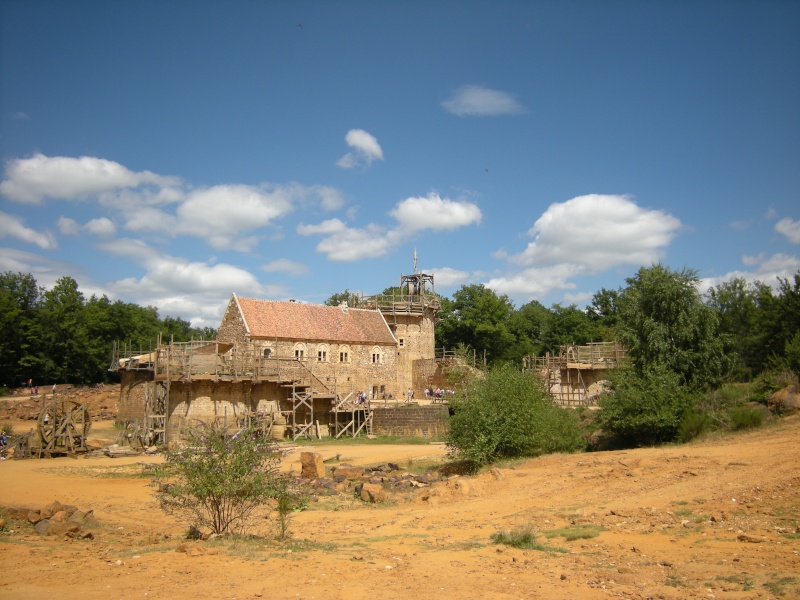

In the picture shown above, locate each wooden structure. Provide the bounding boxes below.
[523,342,625,406]
[36,398,92,456]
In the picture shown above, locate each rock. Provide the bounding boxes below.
[34,519,51,535]
[360,482,388,503]
[41,500,63,519]
[737,534,767,543]
[27,510,42,524]
[332,464,363,480]
[452,479,470,495]
[489,468,504,480]
[50,510,70,523]
[49,521,81,537]
[0,518,6,530]
[300,452,326,479]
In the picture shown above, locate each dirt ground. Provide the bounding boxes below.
[1,387,799,600]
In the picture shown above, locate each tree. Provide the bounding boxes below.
[586,287,620,339]
[151,424,293,536]
[543,303,602,353]
[505,300,551,363]
[324,289,361,307]
[0,272,44,386]
[707,277,761,379]
[436,284,515,365]
[599,364,694,445]
[447,364,584,466]
[616,264,729,391]
[39,276,91,383]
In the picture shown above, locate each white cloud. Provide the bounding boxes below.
[513,195,681,271]
[298,219,393,261]
[58,216,81,236]
[97,238,285,327]
[700,252,800,294]
[0,248,83,291]
[390,193,482,232]
[775,217,800,244]
[0,153,178,204]
[337,129,384,169]
[441,85,525,116]
[486,195,681,299]
[487,265,582,298]
[84,217,116,237]
[262,258,309,276]
[0,211,57,249]
[429,267,470,287]
[298,193,482,262]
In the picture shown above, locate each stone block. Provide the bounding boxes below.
[300,452,326,479]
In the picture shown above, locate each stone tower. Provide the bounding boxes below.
[368,263,440,396]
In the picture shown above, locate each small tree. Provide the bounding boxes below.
[447,364,583,467]
[151,424,287,536]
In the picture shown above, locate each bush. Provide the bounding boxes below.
[728,405,766,430]
[599,365,693,446]
[677,411,714,443]
[446,364,584,467]
[151,423,290,536]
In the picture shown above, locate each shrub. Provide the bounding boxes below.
[151,423,290,536]
[728,405,766,430]
[446,364,584,467]
[599,365,693,446]
[678,411,714,443]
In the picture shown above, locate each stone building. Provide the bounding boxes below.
[114,270,445,445]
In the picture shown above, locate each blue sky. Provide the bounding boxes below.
[1,0,799,328]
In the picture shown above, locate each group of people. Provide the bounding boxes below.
[424,387,454,402]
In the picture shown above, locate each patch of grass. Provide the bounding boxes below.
[714,574,755,591]
[665,574,685,588]
[543,525,604,541]
[763,575,798,597]
[674,509,693,517]
[672,500,689,506]
[365,533,429,543]
[38,463,153,479]
[294,435,440,446]
[490,523,567,553]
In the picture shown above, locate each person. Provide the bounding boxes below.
[424,387,430,401]
[0,431,7,448]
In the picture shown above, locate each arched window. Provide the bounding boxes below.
[293,342,306,359]
[317,343,329,362]
[371,346,382,364]
[339,345,351,363]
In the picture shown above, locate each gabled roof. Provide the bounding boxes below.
[234,296,397,345]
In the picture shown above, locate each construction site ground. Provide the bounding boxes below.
[1,386,799,599]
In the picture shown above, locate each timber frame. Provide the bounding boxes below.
[523,341,626,406]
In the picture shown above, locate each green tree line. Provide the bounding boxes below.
[433,267,800,379]
[0,272,215,388]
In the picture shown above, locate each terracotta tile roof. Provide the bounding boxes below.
[235,297,397,345]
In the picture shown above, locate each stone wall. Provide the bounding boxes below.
[117,370,152,423]
[372,404,449,439]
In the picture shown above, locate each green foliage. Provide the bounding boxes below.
[436,284,515,365]
[151,424,289,536]
[677,410,714,443]
[490,522,567,553]
[447,364,584,466]
[728,405,766,430]
[0,271,213,386]
[617,264,729,391]
[599,365,694,445]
